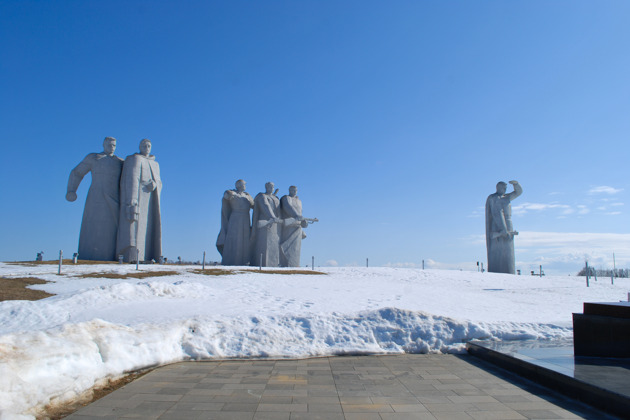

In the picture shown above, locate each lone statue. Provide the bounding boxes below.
[66,137,124,261]
[252,182,281,267]
[217,179,254,266]
[486,180,522,274]
[116,139,162,263]
[279,186,318,267]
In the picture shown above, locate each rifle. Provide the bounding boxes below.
[256,218,282,229]
[491,231,518,239]
[283,217,319,227]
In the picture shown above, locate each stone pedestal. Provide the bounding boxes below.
[573,302,630,358]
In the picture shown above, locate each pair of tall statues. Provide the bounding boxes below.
[485,180,522,274]
[66,137,162,262]
[216,180,317,267]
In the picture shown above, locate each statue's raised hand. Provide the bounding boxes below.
[509,180,519,185]
[66,192,78,202]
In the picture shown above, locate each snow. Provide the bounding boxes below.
[0,263,627,419]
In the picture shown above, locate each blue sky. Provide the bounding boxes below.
[1,1,629,275]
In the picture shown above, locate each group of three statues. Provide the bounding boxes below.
[66,137,162,263]
[217,180,318,267]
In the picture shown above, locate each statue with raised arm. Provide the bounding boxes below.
[251,182,281,267]
[485,180,522,274]
[116,139,162,263]
[216,179,254,266]
[279,186,318,267]
[66,137,123,261]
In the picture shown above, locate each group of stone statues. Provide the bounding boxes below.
[217,180,318,267]
[67,137,521,273]
[66,137,162,263]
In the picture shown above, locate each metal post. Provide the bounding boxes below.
[612,253,616,285]
[480,262,483,272]
[136,248,139,271]
[260,253,263,271]
[477,261,479,272]
[366,258,369,268]
[585,261,589,287]
[202,251,206,271]
[58,250,63,275]
[422,260,424,270]
[539,265,542,277]
[312,256,314,270]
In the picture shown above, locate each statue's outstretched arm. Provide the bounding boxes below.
[66,155,93,201]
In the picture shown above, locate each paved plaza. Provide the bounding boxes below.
[66,354,615,420]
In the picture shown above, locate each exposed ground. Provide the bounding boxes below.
[0,277,54,301]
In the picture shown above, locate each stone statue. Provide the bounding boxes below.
[279,186,318,267]
[66,137,124,261]
[251,182,281,267]
[486,180,522,274]
[216,179,254,266]
[116,139,162,263]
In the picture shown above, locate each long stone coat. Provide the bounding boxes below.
[67,153,123,261]
[116,153,162,262]
[216,190,254,266]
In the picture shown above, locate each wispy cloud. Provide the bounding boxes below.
[511,202,571,215]
[325,259,339,267]
[588,186,623,195]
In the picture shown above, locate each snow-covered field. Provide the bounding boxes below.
[0,263,627,419]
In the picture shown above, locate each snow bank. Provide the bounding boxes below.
[0,263,626,418]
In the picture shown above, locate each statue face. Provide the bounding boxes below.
[496,183,507,195]
[103,139,116,155]
[265,183,274,194]
[236,180,246,192]
[140,140,152,156]
[289,186,297,197]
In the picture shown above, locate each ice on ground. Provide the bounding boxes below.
[0,263,627,418]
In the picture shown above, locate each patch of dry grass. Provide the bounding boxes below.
[190,268,325,276]
[43,369,152,420]
[0,277,54,301]
[6,259,118,267]
[241,269,326,275]
[74,270,179,279]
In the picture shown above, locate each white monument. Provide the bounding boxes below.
[116,139,162,262]
[66,137,123,261]
[252,182,281,267]
[216,179,254,266]
[485,180,522,274]
[279,186,318,267]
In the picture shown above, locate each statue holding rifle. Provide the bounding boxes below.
[252,182,282,267]
[279,185,318,267]
[485,180,522,274]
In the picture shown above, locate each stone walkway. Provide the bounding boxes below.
[66,354,615,420]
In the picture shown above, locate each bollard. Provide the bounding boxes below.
[366,258,369,268]
[312,256,314,270]
[136,248,139,271]
[260,253,263,271]
[202,251,206,271]
[58,250,63,275]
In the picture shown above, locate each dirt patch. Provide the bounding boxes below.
[241,269,326,275]
[190,268,237,276]
[73,270,179,279]
[6,259,119,267]
[43,369,152,420]
[190,268,325,276]
[0,277,54,301]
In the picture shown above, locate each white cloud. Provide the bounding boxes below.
[588,186,623,195]
[383,262,420,268]
[611,202,624,207]
[511,202,571,215]
[325,259,339,267]
[606,211,622,215]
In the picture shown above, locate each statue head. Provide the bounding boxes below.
[103,137,116,156]
[289,185,298,197]
[139,139,152,156]
[235,179,246,192]
[496,181,507,195]
[265,182,274,194]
